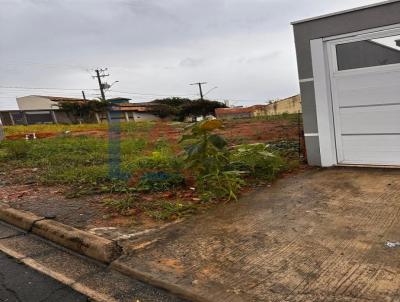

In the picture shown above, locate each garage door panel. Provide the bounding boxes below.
[329,30,400,166]
[342,135,400,165]
[335,73,400,107]
[340,104,400,134]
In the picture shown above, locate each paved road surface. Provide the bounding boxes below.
[0,252,88,302]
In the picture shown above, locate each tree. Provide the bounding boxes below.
[149,97,226,121]
[178,99,226,120]
[58,99,110,123]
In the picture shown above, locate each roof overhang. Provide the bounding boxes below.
[291,0,400,25]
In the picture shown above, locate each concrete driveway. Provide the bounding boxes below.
[116,168,400,302]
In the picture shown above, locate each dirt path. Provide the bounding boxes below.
[116,167,400,302]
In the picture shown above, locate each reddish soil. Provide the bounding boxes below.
[5,119,300,144]
[221,119,300,143]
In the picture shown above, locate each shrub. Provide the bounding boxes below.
[230,143,285,180]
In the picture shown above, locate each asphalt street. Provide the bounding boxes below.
[0,252,88,302]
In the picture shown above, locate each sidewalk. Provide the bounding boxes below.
[0,222,185,302]
[114,168,400,302]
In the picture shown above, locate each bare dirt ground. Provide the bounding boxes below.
[115,167,400,302]
[0,172,166,237]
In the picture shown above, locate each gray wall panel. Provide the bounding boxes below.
[300,81,318,134]
[293,1,400,79]
[293,1,400,166]
[305,136,322,166]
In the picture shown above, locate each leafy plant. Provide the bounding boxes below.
[180,120,228,174]
[199,171,245,201]
[231,143,285,180]
[180,120,243,200]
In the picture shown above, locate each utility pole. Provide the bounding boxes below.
[94,69,109,101]
[190,82,207,100]
[82,91,87,101]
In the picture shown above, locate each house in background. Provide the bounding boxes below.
[215,94,301,120]
[292,0,400,167]
[0,95,162,125]
[104,101,163,123]
[1,95,86,126]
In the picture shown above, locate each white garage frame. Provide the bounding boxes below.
[310,23,400,167]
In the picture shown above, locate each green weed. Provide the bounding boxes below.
[2,140,32,159]
[147,201,197,221]
[230,143,286,180]
[103,196,136,214]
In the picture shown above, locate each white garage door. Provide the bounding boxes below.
[328,28,400,166]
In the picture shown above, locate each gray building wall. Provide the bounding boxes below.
[292,0,400,166]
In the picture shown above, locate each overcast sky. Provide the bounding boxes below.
[0,0,379,109]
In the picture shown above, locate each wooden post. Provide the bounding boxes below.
[124,112,129,122]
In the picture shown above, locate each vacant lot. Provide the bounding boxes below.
[0,115,304,237]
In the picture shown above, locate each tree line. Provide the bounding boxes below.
[59,97,227,122]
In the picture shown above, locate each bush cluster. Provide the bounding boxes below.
[180,120,286,201]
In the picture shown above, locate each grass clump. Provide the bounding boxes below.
[103,196,137,215]
[2,140,32,159]
[103,196,196,220]
[136,172,185,192]
[148,201,197,221]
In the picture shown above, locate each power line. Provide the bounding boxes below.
[109,90,196,98]
[0,86,197,98]
[0,86,97,91]
[190,82,207,100]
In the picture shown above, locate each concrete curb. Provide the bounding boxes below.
[0,205,202,301]
[0,205,121,263]
[0,204,44,231]
[32,219,122,263]
[111,260,211,302]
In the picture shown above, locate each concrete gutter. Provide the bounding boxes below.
[0,205,121,263]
